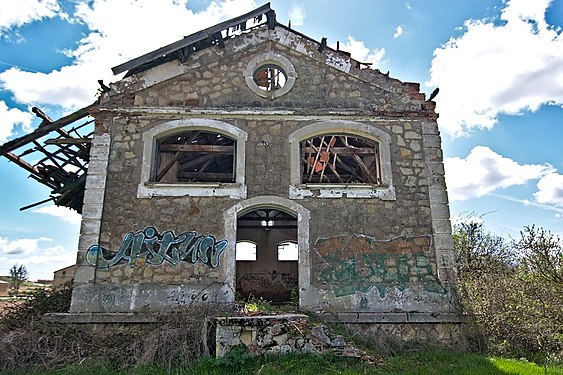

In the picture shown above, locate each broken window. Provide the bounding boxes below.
[253,64,287,91]
[300,135,382,184]
[153,130,235,183]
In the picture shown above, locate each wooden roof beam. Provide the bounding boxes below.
[0,104,95,156]
[111,3,272,75]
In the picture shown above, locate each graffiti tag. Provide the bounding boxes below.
[315,235,445,297]
[86,227,227,269]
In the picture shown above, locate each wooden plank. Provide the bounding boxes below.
[301,146,376,155]
[112,3,272,75]
[44,137,92,145]
[159,144,234,153]
[155,131,200,181]
[19,197,55,211]
[177,172,234,180]
[0,104,95,156]
[308,136,324,180]
[352,154,378,184]
[4,151,40,175]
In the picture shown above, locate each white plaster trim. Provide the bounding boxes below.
[137,119,247,199]
[243,52,297,98]
[288,120,395,200]
[223,196,311,307]
[71,133,111,312]
[422,120,455,284]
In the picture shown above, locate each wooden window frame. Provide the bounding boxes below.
[300,134,382,185]
[138,119,247,198]
[288,121,396,200]
[153,130,236,184]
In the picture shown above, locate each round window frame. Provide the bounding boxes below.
[244,52,297,98]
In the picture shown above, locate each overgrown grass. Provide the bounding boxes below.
[6,350,562,375]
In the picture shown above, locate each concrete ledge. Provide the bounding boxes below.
[317,312,463,324]
[216,314,308,326]
[45,312,161,324]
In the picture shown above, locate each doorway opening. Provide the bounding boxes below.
[235,208,298,303]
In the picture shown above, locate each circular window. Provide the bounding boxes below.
[244,52,297,98]
[253,64,287,92]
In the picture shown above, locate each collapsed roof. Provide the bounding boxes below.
[0,2,432,213]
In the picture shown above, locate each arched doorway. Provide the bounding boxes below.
[235,208,298,303]
[223,196,311,307]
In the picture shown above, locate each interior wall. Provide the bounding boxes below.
[236,227,298,302]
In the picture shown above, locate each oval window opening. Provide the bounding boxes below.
[253,64,287,92]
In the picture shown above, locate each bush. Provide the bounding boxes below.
[0,283,234,373]
[453,221,563,362]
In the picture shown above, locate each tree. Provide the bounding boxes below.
[9,264,28,295]
[452,219,515,274]
[515,225,563,286]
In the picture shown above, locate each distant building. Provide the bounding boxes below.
[52,265,75,289]
[0,280,9,297]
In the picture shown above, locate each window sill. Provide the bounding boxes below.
[137,182,246,198]
[289,184,396,200]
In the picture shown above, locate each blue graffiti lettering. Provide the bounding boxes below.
[85,227,227,269]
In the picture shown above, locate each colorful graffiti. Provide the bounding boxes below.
[314,234,445,297]
[86,227,227,269]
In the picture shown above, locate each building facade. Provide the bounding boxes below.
[58,6,459,327]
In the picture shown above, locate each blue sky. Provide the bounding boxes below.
[1,0,562,280]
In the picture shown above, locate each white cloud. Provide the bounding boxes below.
[0,237,52,255]
[288,4,305,27]
[34,205,82,225]
[0,237,75,280]
[0,0,257,132]
[534,173,563,206]
[428,0,563,136]
[330,36,386,67]
[0,0,61,34]
[444,146,553,201]
[394,25,404,39]
[0,100,34,143]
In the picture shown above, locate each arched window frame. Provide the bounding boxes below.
[138,119,247,198]
[288,121,396,200]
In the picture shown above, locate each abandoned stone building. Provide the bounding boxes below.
[0,4,460,343]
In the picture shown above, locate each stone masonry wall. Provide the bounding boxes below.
[73,24,453,315]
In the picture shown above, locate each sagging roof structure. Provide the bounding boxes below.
[0,2,431,213]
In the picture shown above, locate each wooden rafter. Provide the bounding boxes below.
[300,135,382,184]
[155,130,236,183]
[0,105,95,213]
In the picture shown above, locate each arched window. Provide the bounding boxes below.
[137,119,247,198]
[236,241,257,261]
[277,241,298,261]
[288,121,395,200]
[300,134,381,184]
[153,130,235,183]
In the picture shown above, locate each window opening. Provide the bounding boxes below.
[253,64,287,91]
[300,134,381,184]
[153,130,235,183]
[277,241,298,261]
[236,241,257,261]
